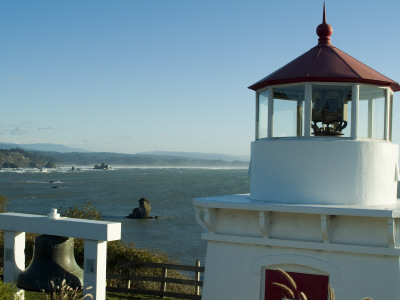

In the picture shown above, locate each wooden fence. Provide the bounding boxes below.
[106,260,205,299]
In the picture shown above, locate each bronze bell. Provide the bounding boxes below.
[17,234,84,292]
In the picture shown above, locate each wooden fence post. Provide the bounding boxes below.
[160,267,168,298]
[195,260,201,296]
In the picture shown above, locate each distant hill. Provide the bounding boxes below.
[0,143,249,167]
[0,148,50,168]
[0,147,249,168]
[139,151,249,162]
[0,142,87,153]
[39,151,249,168]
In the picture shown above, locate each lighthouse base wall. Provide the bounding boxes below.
[194,195,400,300]
[201,241,400,300]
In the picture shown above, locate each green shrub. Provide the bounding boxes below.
[0,196,8,276]
[59,202,102,221]
[0,280,22,300]
[0,195,9,213]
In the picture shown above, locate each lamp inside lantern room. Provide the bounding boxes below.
[311,86,350,136]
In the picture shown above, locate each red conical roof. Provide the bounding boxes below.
[248,5,400,92]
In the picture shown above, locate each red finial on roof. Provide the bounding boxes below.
[316,2,333,46]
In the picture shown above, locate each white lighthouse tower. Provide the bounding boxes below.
[194,6,400,300]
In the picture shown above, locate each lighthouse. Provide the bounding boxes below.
[194,5,400,300]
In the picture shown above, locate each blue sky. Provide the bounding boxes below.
[1,0,400,155]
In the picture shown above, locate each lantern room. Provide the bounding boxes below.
[249,8,400,140]
[248,6,400,206]
[253,84,394,140]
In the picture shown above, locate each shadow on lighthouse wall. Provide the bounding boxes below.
[398,182,400,198]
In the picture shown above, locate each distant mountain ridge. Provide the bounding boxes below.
[44,152,248,167]
[0,142,87,153]
[0,143,249,168]
[0,143,249,162]
[139,151,249,162]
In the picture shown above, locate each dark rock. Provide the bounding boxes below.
[126,198,151,219]
[29,162,40,168]
[2,162,19,168]
[94,163,111,170]
[44,162,56,168]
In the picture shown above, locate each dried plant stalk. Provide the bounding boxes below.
[276,268,298,290]
[328,285,335,300]
[299,291,308,300]
[271,282,295,298]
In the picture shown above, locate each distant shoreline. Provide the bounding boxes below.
[0,165,249,172]
[0,148,249,169]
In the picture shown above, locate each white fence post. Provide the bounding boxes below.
[3,231,25,283]
[84,240,108,299]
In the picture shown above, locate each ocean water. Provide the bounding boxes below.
[0,167,250,265]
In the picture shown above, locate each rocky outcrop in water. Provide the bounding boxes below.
[126,198,152,219]
[44,161,56,168]
[94,162,111,170]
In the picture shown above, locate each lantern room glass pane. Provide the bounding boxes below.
[257,90,268,139]
[359,86,386,140]
[272,85,304,137]
[311,85,352,137]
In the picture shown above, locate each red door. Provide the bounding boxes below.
[265,269,329,300]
